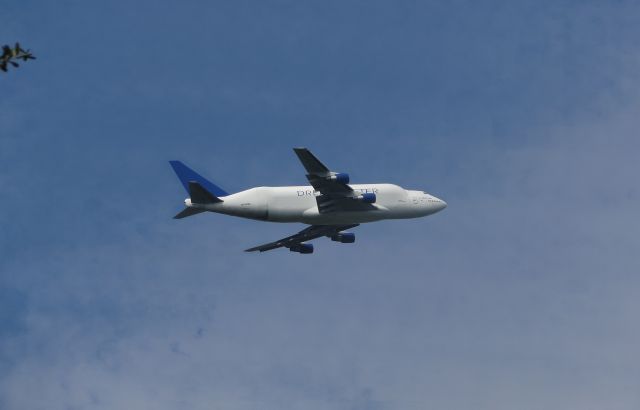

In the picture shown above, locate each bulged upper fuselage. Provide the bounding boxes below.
[185,183,447,225]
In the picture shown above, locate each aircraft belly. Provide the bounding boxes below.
[266,208,306,222]
[265,206,387,224]
[300,208,387,225]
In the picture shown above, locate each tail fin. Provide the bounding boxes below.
[170,161,228,219]
[169,161,229,197]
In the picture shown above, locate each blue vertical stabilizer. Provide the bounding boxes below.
[169,161,229,197]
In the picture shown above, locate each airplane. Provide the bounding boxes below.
[170,148,446,254]
[0,43,36,72]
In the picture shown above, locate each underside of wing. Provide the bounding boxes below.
[293,148,353,195]
[245,224,359,253]
[293,147,379,213]
[315,195,378,213]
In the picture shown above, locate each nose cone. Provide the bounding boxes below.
[433,196,447,212]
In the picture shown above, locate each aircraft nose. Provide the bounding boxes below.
[434,197,447,212]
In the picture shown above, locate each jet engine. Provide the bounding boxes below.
[327,173,349,184]
[357,193,376,203]
[289,243,314,254]
[330,232,355,243]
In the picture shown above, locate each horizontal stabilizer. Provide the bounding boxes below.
[189,181,222,204]
[174,207,206,219]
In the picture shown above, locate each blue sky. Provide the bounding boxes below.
[1,1,639,409]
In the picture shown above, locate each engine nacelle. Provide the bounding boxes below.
[328,172,349,184]
[289,243,314,254]
[331,232,355,243]
[358,193,376,203]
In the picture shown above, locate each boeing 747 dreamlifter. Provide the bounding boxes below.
[170,148,446,253]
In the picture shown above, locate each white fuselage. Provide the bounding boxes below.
[185,184,446,225]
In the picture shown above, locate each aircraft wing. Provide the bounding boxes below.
[293,148,353,195]
[293,148,378,213]
[245,224,359,252]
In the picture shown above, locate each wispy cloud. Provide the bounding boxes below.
[1,1,639,409]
